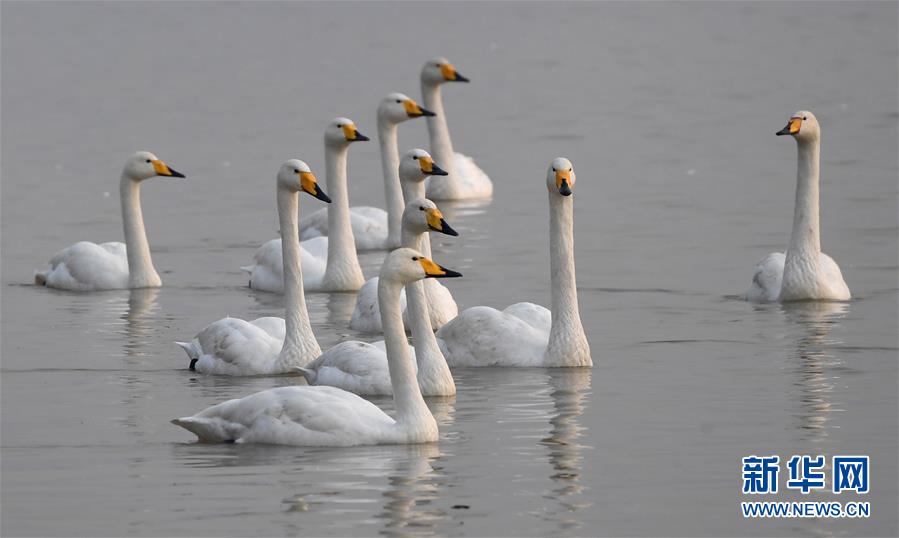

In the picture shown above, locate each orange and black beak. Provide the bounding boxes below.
[440,63,470,83]
[152,159,186,178]
[299,171,332,203]
[426,208,459,236]
[555,169,573,196]
[419,257,462,279]
[419,155,448,176]
[403,99,436,118]
[777,117,802,136]
[342,123,370,142]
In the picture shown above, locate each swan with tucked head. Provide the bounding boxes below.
[34,151,185,290]
[176,159,330,375]
[302,198,459,396]
[420,57,493,201]
[244,118,369,292]
[298,93,435,250]
[746,111,850,302]
[436,158,591,367]
[172,248,461,446]
[351,149,459,332]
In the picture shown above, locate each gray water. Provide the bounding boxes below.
[2,2,897,536]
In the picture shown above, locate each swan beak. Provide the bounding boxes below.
[777,117,802,136]
[426,208,459,236]
[555,169,573,196]
[441,63,470,83]
[420,257,462,278]
[419,156,448,176]
[152,159,185,178]
[343,124,369,142]
[404,99,436,118]
[300,171,332,203]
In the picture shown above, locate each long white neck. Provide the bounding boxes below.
[275,186,321,369]
[544,193,591,366]
[378,114,403,248]
[421,83,454,175]
[380,275,434,427]
[787,137,822,260]
[400,179,431,257]
[400,230,452,394]
[322,142,364,289]
[120,175,161,288]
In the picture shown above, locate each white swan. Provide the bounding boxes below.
[436,158,591,367]
[350,149,459,332]
[299,93,435,249]
[420,57,493,201]
[175,160,330,375]
[747,111,851,302]
[34,151,185,290]
[301,198,459,396]
[243,118,368,292]
[172,248,461,446]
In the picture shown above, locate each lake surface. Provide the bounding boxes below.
[2,2,897,536]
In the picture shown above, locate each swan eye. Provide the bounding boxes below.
[569,168,572,172]
[552,167,556,172]
[419,206,425,210]
[413,155,418,160]
[145,159,152,164]
[411,256,419,261]
[803,116,807,120]
[396,100,402,104]
[294,169,300,173]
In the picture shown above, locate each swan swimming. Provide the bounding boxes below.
[420,57,493,201]
[747,111,850,302]
[299,93,435,249]
[350,149,459,332]
[175,160,330,375]
[172,248,461,446]
[34,151,184,290]
[300,198,459,396]
[436,158,591,367]
[243,118,369,292]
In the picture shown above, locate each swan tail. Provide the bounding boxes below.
[239,265,254,275]
[171,417,237,443]
[295,367,316,384]
[174,341,197,359]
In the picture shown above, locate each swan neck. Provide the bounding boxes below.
[380,275,430,425]
[421,82,455,175]
[378,116,403,247]
[402,233,449,389]
[546,193,589,363]
[276,185,321,368]
[323,142,363,287]
[788,138,821,258]
[120,175,160,288]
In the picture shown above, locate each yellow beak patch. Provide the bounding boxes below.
[418,257,447,277]
[425,208,444,230]
[555,169,571,190]
[299,171,319,195]
[342,123,357,141]
[403,99,424,117]
[419,156,435,173]
[440,63,457,81]
[788,117,802,134]
[152,159,173,176]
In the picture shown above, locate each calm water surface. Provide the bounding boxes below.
[2,2,897,536]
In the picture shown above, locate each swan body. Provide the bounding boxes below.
[420,57,493,200]
[437,158,591,367]
[245,118,367,292]
[304,198,458,396]
[747,111,850,302]
[351,149,458,332]
[298,205,388,251]
[173,248,460,446]
[177,160,330,375]
[34,151,184,290]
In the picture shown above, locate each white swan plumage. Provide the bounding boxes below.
[176,159,330,375]
[436,158,591,367]
[351,149,458,332]
[747,111,850,302]
[302,198,459,396]
[34,151,185,290]
[420,57,493,201]
[244,118,368,292]
[298,93,435,249]
[172,248,461,446]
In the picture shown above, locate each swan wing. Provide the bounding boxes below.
[245,239,284,292]
[36,241,130,290]
[426,152,493,200]
[186,317,284,375]
[349,277,408,333]
[747,252,785,302]
[819,252,851,300]
[298,205,388,250]
[304,341,394,395]
[436,305,549,367]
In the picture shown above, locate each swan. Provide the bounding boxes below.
[350,149,459,332]
[747,111,851,302]
[34,151,185,290]
[300,198,459,396]
[175,160,330,375]
[420,57,493,201]
[299,93,435,249]
[436,158,591,367]
[243,118,368,292]
[171,248,462,446]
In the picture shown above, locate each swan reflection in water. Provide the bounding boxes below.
[780,301,849,443]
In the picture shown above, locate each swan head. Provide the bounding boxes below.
[382,247,462,285]
[123,151,185,181]
[403,198,458,237]
[399,148,448,183]
[378,92,435,124]
[421,56,469,86]
[325,117,369,147]
[278,159,331,203]
[547,157,575,197]
[777,110,819,142]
